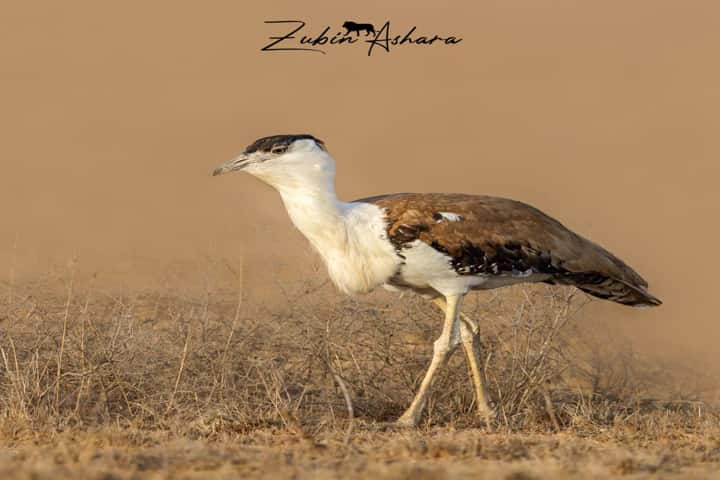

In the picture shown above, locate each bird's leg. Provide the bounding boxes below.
[459,320,495,423]
[396,294,463,428]
[433,297,495,424]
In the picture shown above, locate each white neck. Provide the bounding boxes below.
[253,150,401,294]
[276,175,349,256]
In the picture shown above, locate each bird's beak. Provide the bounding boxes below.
[212,153,250,176]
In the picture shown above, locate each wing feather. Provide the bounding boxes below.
[354,193,660,306]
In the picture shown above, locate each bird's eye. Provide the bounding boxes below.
[271,145,287,155]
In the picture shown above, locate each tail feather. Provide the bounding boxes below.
[553,272,662,307]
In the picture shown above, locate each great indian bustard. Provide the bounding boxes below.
[212,134,661,427]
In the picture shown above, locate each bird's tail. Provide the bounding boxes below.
[553,273,662,307]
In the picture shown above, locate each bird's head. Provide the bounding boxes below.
[212,134,334,190]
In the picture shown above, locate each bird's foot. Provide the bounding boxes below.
[369,420,415,432]
[394,420,418,429]
[473,405,497,429]
[395,412,421,429]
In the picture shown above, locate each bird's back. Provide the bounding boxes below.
[354,193,661,307]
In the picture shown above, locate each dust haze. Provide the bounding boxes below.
[1,1,719,366]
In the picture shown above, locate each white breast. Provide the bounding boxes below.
[282,195,402,295]
[324,202,402,294]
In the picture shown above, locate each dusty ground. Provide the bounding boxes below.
[1,277,718,479]
[2,424,720,479]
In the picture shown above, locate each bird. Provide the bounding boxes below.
[212,133,661,428]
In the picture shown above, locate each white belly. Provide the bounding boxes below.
[392,240,551,296]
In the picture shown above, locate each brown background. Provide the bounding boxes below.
[1,1,718,365]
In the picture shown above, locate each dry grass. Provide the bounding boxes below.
[0,266,718,478]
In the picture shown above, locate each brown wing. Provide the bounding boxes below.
[354,193,661,307]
